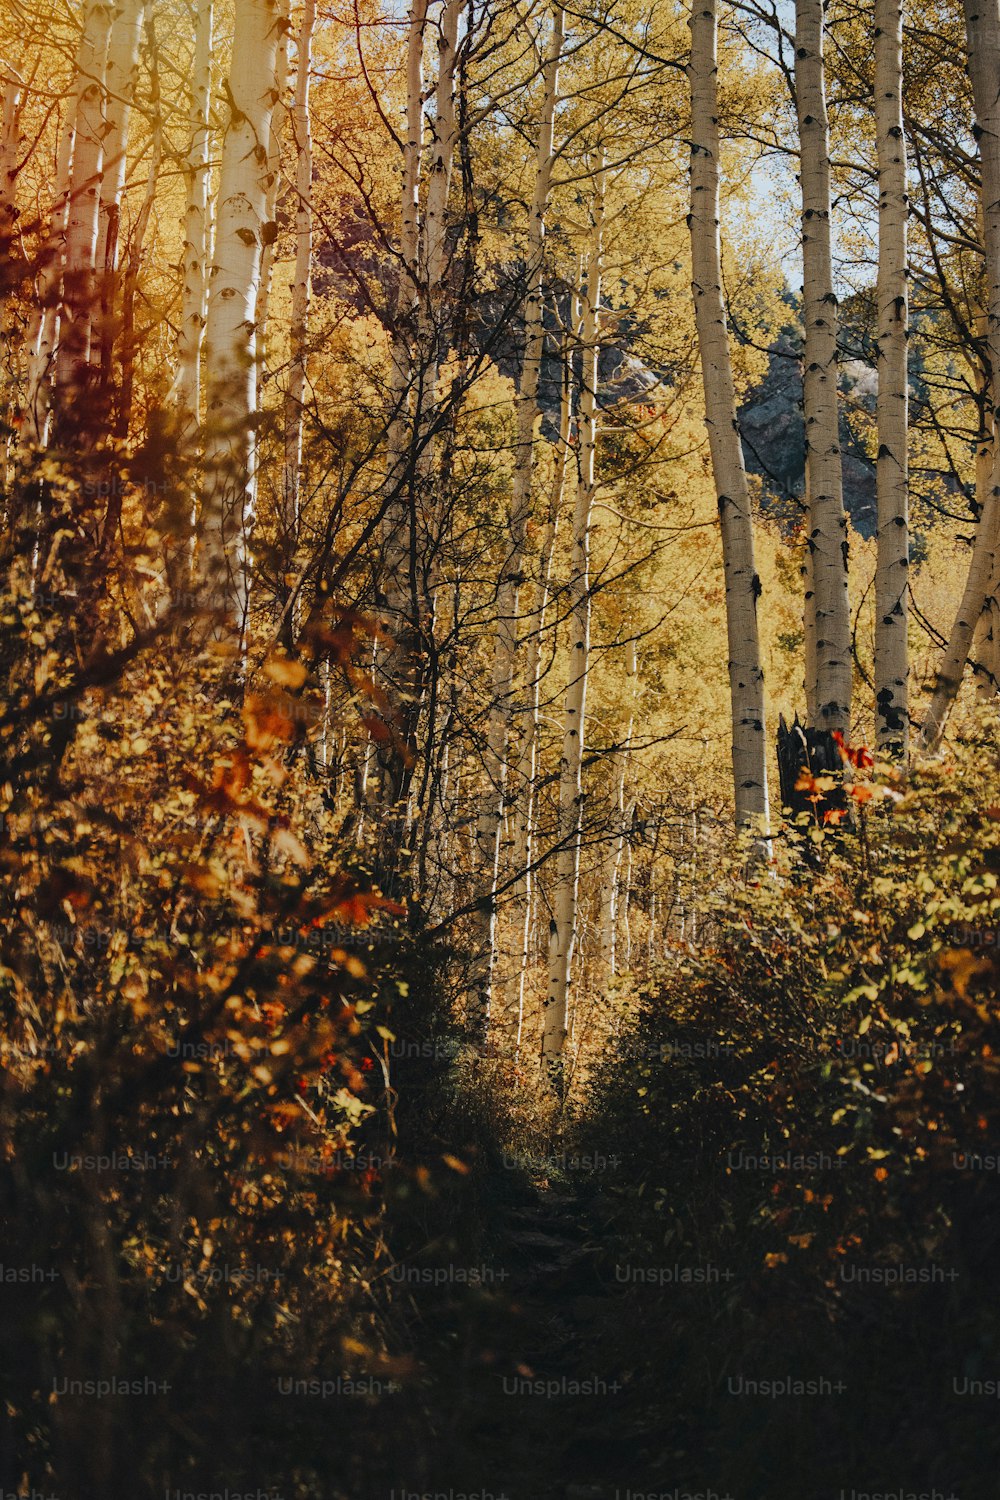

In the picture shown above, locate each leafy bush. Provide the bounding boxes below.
[0,455,404,1496]
[579,734,1000,1494]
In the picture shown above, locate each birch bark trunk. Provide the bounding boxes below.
[921,0,1000,748]
[282,0,316,551]
[55,0,114,406]
[253,0,290,430]
[200,0,282,643]
[174,0,214,433]
[802,514,818,723]
[973,366,1000,697]
[543,161,605,1080]
[688,0,769,824]
[21,11,104,449]
[374,0,426,886]
[508,344,569,1051]
[21,107,76,449]
[873,0,909,754]
[795,0,852,732]
[95,0,145,393]
[1,61,23,484]
[598,638,637,982]
[0,61,22,266]
[473,5,564,1032]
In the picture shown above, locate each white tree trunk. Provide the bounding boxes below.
[421,0,461,305]
[1,61,24,482]
[921,0,1000,748]
[621,819,634,970]
[374,0,428,895]
[97,0,144,279]
[473,4,563,1031]
[253,0,290,427]
[282,0,316,545]
[598,638,637,982]
[94,0,145,397]
[688,0,769,824]
[873,0,909,754]
[0,60,22,250]
[795,0,852,731]
[200,0,282,641]
[21,101,76,448]
[802,512,818,722]
[973,361,1000,698]
[55,0,114,400]
[508,352,569,1052]
[174,0,214,432]
[383,0,426,499]
[543,163,605,1078]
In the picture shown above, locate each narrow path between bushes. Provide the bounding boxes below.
[379,1161,674,1500]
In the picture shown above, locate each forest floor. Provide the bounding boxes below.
[360,1062,993,1500]
[377,1162,653,1500]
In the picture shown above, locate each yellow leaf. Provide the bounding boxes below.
[264,657,308,689]
[272,827,310,867]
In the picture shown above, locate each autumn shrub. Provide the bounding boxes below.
[578,730,1000,1494]
[0,453,414,1497]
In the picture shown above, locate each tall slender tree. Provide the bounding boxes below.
[0,58,24,481]
[474,4,564,1031]
[282,0,316,549]
[95,0,145,393]
[795,0,852,732]
[55,0,114,407]
[688,0,769,826]
[508,340,568,1050]
[873,0,910,754]
[200,0,283,641]
[543,158,605,1079]
[174,0,214,434]
[921,0,1000,749]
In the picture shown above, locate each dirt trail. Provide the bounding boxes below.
[395,1173,659,1500]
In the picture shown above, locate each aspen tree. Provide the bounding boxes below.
[55,0,114,404]
[508,344,569,1050]
[174,0,214,432]
[383,0,426,504]
[375,0,463,900]
[200,0,282,642]
[973,373,1000,701]
[795,0,852,731]
[0,61,21,254]
[1,60,23,480]
[375,0,426,845]
[873,0,909,754]
[802,523,817,722]
[598,636,637,982]
[688,0,769,825]
[473,5,564,1031]
[114,8,160,439]
[254,0,290,427]
[95,0,145,388]
[921,0,1000,749]
[21,105,76,448]
[543,159,605,1078]
[419,0,461,348]
[97,0,144,273]
[282,0,316,544]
